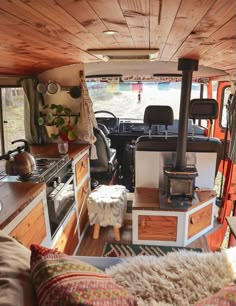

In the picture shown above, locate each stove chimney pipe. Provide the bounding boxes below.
[175,58,198,171]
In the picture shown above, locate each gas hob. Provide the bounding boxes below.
[0,155,70,183]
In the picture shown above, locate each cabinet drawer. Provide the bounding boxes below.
[80,202,89,236]
[53,211,78,255]
[10,200,46,248]
[138,215,177,241]
[188,204,212,239]
[77,178,89,214]
[75,154,89,186]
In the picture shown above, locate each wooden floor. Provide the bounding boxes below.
[76,222,210,256]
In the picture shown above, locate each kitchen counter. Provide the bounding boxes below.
[0,182,46,229]
[0,143,90,231]
[30,143,90,160]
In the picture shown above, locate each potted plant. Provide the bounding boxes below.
[38,103,79,142]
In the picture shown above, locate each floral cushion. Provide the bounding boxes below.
[194,283,236,306]
[30,244,137,306]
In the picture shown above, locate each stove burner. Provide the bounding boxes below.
[36,158,50,167]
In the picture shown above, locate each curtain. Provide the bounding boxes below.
[77,77,98,159]
[21,78,43,144]
[228,91,236,163]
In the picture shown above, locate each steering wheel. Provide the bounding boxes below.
[94,110,118,134]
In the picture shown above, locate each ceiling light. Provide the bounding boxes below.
[88,49,159,62]
[103,30,118,35]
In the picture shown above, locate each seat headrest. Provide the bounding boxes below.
[189,99,218,120]
[144,105,174,126]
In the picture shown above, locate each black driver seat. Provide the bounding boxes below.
[90,128,117,173]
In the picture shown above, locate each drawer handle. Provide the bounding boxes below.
[190,216,200,224]
[83,187,88,194]
[81,162,86,169]
[141,219,146,226]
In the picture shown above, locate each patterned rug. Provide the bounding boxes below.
[102,242,202,257]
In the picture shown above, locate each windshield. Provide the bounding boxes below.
[87,81,206,119]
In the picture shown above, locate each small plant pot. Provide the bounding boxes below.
[45,125,58,141]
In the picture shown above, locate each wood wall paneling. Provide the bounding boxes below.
[56,0,119,47]
[171,0,236,62]
[150,0,181,52]
[0,0,235,75]
[160,0,216,61]
[118,0,150,48]
[87,0,134,47]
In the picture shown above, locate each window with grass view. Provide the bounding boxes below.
[0,87,26,171]
[87,81,207,119]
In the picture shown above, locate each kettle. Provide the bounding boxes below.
[3,139,36,178]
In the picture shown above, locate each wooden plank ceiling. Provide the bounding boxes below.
[0,0,235,76]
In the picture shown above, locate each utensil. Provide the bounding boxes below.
[36,83,47,94]
[47,81,61,95]
[69,86,82,99]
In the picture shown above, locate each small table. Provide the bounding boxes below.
[226,217,236,239]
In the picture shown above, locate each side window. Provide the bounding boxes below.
[0,87,26,171]
[220,86,231,128]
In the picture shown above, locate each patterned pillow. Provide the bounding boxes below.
[30,244,137,306]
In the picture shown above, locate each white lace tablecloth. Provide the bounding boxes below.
[87,185,127,227]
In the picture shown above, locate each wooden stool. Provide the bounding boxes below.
[93,224,121,241]
[87,185,127,241]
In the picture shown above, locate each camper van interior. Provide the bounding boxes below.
[0,0,236,305]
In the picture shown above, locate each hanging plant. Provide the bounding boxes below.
[38,104,79,142]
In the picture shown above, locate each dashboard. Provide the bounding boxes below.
[96,117,205,136]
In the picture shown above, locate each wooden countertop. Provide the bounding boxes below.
[0,143,90,230]
[0,182,46,229]
[30,143,90,160]
[133,187,216,211]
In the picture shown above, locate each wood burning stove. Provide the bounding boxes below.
[164,165,198,203]
[163,58,199,208]
[162,59,219,209]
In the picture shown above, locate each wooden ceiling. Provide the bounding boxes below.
[0,0,235,76]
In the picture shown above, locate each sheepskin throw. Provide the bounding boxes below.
[87,185,127,227]
[106,248,236,306]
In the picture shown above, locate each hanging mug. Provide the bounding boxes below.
[47,81,61,95]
